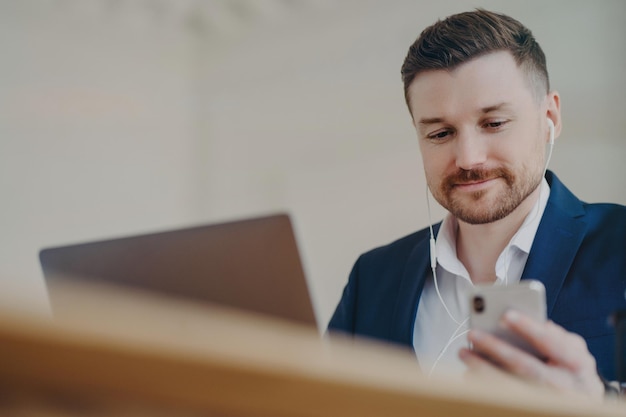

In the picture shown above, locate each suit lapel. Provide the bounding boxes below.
[390,225,439,345]
[521,172,587,316]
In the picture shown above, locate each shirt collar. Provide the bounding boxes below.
[509,178,550,254]
[436,214,467,279]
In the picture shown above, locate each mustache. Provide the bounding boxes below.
[444,168,514,188]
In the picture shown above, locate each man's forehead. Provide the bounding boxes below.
[407,51,532,118]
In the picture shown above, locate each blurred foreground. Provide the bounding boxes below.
[0,279,624,417]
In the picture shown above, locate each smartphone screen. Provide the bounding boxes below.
[469,280,547,358]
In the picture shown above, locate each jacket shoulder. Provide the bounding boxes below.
[327,225,434,341]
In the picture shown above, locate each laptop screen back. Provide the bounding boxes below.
[40,214,317,327]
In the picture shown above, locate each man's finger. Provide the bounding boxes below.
[500,310,597,372]
[465,328,550,382]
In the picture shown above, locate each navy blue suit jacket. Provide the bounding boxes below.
[328,171,626,380]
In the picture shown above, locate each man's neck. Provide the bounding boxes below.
[456,187,542,284]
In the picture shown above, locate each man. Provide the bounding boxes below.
[328,9,626,399]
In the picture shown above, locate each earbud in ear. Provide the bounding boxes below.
[547,119,555,145]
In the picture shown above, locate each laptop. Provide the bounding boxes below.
[39,213,317,327]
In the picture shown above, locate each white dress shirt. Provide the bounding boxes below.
[413,179,550,376]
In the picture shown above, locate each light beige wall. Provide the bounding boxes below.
[0,1,199,314]
[1,0,624,326]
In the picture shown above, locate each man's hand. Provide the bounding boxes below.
[459,310,605,401]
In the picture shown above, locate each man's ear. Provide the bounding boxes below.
[546,91,562,140]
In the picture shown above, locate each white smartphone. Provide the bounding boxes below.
[469,280,547,357]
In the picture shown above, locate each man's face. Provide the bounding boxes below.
[407,51,559,225]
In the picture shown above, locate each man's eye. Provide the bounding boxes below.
[485,121,506,129]
[428,130,451,140]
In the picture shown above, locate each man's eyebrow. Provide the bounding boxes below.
[481,102,512,113]
[418,117,444,126]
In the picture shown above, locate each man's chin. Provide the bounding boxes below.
[446,198,510,225]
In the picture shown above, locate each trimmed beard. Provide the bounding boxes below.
[431,167,543,225]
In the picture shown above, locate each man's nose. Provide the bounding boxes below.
[454,130,488,170]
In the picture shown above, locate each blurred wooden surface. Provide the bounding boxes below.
[0,280,624,417]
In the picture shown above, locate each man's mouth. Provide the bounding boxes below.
[453,177,498,190]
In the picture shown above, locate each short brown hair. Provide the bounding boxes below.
[401,9,549,108]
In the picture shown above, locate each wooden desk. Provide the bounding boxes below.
[0,280,623,417]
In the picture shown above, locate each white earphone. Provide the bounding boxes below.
[545,118,555,173]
